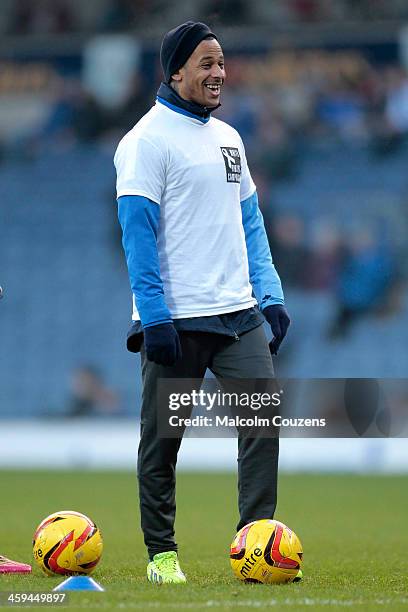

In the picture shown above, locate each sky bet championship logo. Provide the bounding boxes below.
[220,147,241,183]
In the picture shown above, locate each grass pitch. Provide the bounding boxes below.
[0,470,407,610]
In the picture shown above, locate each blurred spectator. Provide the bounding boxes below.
[202,0,250,24]
[304,220,342,290]
[66,366,122,418]
[108,74,151,134]
[99,0,148,32]
[366,65,408,156]
[32,77,105,151]
[254,114,297,181]
[290,0,323,21]
[384,67,408,135]
[266,214,310,287]
[71,87,106,143]
[8,0,76,35]
[316,82,366,140]
[329,228,397,338]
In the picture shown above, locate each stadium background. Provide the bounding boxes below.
[1,0,408,471]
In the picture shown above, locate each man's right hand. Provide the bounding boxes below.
[143,323,182,366]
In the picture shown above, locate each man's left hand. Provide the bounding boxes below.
[262,304,291,355]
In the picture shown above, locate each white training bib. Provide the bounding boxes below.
[114,100,257,321]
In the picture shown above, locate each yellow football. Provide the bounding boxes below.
[33,510,103,576]
[230,519,303,584]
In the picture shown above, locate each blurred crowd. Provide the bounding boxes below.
[5,0,408,36]
[8,50,408,159]
[217,51,408,164]
[265,214,402,339]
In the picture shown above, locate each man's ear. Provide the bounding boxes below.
[171,69,183,82]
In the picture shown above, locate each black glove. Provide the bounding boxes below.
[126,322,143,353]
[143,323,181,366]
[262,304,290,355]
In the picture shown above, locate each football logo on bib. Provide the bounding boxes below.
[221,147,241,183]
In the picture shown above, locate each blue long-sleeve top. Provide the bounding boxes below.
[240,190,284,308]
[117,195,172,328]
[117,191,284,329]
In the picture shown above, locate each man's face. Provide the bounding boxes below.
[172,38,225,108]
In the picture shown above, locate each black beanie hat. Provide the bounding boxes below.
[160,21,217,83]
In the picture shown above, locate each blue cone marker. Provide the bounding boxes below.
[53,576,104,592]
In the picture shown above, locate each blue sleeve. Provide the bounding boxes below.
[117,195,172,328]
[241,191,284,309]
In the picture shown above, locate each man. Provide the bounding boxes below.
[114,21,290,584]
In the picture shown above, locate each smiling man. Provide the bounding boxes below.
[169,33,224,105]
[114,21,291,584]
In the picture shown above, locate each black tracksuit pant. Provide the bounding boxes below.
[138,325,279,559]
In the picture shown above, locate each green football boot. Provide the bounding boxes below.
[147,551,187,584]
[293,569,303,582]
